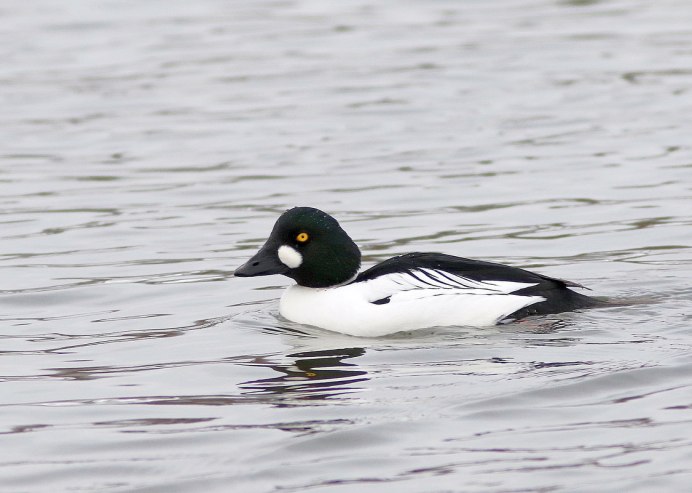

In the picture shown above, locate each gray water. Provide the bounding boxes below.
[2,0,692,491]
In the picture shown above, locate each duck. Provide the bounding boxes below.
[234,207,602,337]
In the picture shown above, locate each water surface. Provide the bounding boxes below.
[2,0,692,491]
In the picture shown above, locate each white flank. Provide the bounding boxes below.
[278,245,303,269]
[279,268,546,337]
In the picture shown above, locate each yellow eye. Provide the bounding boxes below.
[296,232,309,243]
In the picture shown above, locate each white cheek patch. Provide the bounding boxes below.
[278,245,303,269]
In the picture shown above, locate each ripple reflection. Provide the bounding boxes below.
[239,347,369,402]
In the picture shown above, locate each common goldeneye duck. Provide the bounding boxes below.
[234,207,601,337]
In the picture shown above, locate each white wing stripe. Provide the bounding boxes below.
[362,268,538,302]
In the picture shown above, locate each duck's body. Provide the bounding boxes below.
[235,207,601,337]
[280,253,596,337]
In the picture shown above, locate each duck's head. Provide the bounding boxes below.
[234,207,361,288]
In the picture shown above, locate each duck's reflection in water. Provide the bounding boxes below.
[239,347,368,401]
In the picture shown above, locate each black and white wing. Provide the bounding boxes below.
[353,252,597,317]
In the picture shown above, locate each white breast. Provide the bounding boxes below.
[279,268,545,337]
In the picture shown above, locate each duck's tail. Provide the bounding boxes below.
[506,288,612,320]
